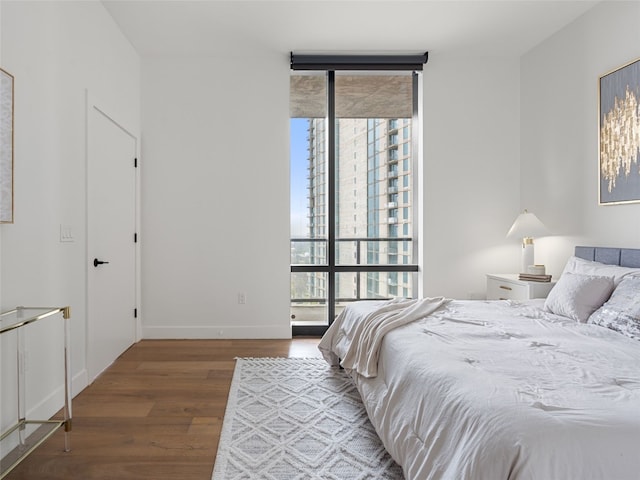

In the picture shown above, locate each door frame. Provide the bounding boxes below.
[85,90,141,382]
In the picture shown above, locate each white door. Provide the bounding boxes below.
[87,102,137,381]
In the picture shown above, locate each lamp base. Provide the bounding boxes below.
[521,241,534,273]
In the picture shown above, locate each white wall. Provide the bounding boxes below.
[521,0,640,277]
[0,0,139,429]
[141,53,291,338]
[140,51,521,338]
[422,54,521,299]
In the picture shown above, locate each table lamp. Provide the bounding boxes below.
[506,210,550,273]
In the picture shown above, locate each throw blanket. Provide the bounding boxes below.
[319,297,450,377]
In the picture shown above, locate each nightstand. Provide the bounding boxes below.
[486,274,556,300]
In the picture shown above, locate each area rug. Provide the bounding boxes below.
[212,357,403,480]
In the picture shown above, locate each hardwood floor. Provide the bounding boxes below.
[5,338,322,480]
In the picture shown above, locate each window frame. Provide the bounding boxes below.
[291,66,423,336]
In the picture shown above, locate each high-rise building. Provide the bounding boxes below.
[305,117,414,305]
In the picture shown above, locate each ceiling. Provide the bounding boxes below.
[101,0,599,58]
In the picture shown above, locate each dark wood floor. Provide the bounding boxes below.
[5,338,322,480]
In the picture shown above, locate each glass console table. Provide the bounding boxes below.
[0,306,72,479]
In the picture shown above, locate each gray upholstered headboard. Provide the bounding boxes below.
[575,246,640,268]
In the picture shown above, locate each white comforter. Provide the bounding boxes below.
[318,299,640,480]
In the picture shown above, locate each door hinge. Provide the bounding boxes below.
[134,157,138,168]
[134,308,138,318]
[134,233,138,243]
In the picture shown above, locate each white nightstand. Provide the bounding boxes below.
[486,274,556,301]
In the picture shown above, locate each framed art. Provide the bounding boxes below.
[599,57,640,205]
[0,67,14,223]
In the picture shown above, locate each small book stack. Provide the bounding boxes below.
[518,273,552,282]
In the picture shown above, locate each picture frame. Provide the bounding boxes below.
[598,57,640,205]
[0,67,14,223]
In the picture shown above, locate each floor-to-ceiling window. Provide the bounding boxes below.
[290,54,426,335]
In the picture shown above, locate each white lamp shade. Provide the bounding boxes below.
[506,211,549,239]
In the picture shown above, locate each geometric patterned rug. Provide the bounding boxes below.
[212,357,404,480]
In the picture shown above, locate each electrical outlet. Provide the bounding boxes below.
[238,292,246,304]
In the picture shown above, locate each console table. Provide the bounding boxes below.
[0,306,72,479]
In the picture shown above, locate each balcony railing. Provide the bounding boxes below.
[290,237,417,317]
[291,237,413,263]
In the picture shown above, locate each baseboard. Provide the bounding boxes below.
[142,324,292,339]
[72,368,89,397]
[26,369,88,422]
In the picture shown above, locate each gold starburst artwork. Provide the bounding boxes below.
[600,86,640,193]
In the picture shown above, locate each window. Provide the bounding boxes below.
[290,54,425,334]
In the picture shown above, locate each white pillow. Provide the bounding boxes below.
[562,256,640,286]
[544,272,614,322]
[588,276,640,339]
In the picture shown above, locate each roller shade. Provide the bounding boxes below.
[289,52,427,118]
[290,74,414,118]
[290,53,428,71]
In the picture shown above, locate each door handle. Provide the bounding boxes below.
[93,258,110,267]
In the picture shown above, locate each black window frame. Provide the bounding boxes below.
[291,53,427,336]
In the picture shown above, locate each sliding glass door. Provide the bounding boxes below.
[290,67,421,334]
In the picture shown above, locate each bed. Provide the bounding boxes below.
[318,246,640,480]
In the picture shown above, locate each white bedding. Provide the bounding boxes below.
[333,297,450,378]
[319,299,640,480]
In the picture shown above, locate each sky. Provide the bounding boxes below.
[290,118,309,237]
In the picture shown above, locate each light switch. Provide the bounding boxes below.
[60,224,75,243]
